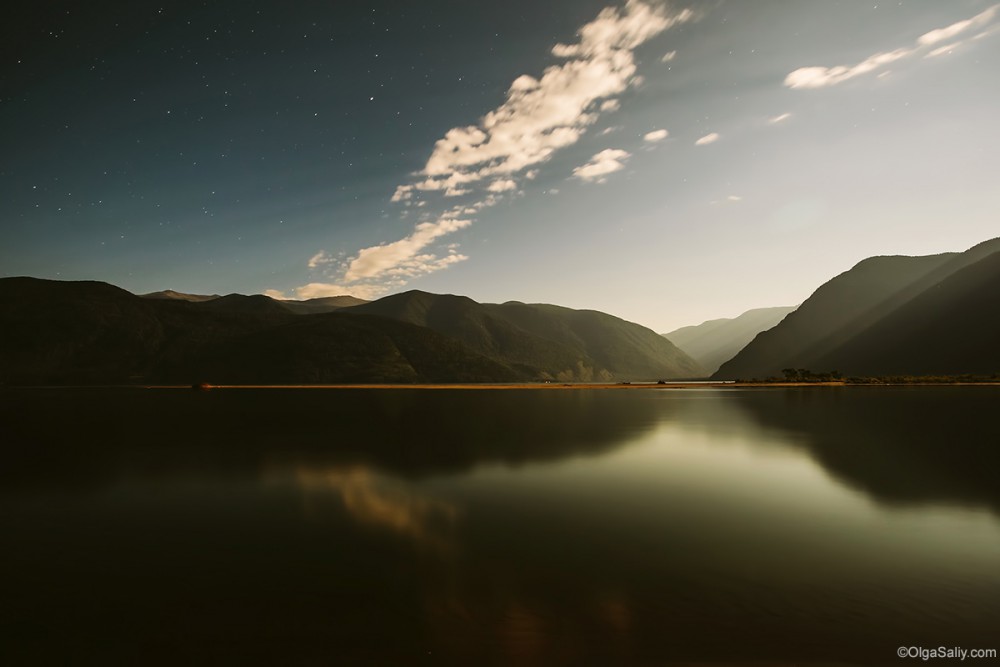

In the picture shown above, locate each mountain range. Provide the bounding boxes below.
[0,278,701,385]
[713,237,1000,379]
[662,306,796,375]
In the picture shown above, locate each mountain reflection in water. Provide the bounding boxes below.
[0,387,997,665]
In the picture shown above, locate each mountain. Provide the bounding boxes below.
[0,278,518,384]
[663,306,796,375]
[0,278,699,384]
[713,237,1000,379]
[346,291,704,381]
[810,250,1000,376]
[141,289,220,302]
[278,295,369,314]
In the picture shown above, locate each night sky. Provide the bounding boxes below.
[3,0,998,331]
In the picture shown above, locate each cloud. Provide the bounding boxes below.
[727,195,742,202]
[918,5,997,46]
[643,128,669,142]
[487,179,518,192]
[390,185,413,202]
[300,1,694,298]
[661,50,677,62]
[307,250,333,269]
[785,4,998,89]
[695,132,720,146]
[419,1,692,186]
[344,216,471,282]
[768,112,792,124]
[573,148,631,183]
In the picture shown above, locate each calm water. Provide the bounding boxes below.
[1,387,998,665]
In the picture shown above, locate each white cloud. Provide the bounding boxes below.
[926,44,959,58]
[308,250,334,269]
[344,217,471,282]
[660,50,677,62]
[306,1,694,298]
[487,179,518,193]
[573,148,631,183]
[391,185,413,202]
[784,48,912,89]
[643,128,669,142]
[785,5,998,89]
[768,112,792,124]
[727,195,742,202]
[419,1,692,186]
[695,132,720,146]
[918,5,997,46]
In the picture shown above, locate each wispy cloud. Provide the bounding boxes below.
[643,128,669,142]
[270,1,694,299]
[785,4,998,89]
[573,148,631,183]
[660,50,677,62]
[307,250,334,269]
[487,179,518,193]
[344,217,471,282]
[418,1,692,189]
[768,112,792,124]
[695,132,720,146]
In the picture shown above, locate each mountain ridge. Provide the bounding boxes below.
[713,238,1000,379]
[0,277,701,384]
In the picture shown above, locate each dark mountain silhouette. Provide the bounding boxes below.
[0,278,699,384]
[811,250,1000,375]
[0,278,516,384]
[141,289,368,314]
[663,306,796,375]
[714,237,1000,379]
[346,290,704,381]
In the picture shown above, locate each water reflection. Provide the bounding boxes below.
[662,388,1000,515]
[281,465,460,551]
[1,387,999,665]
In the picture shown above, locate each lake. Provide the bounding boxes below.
[1,387,998,665]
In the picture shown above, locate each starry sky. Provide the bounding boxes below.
[3,0,999,332]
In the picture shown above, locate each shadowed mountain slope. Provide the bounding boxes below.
[811,250,1000,376]
[0,278,698,384]
[0,278,518,384]
[714,237,1000,379]
[346,291,704,381]
[663,306,796,375]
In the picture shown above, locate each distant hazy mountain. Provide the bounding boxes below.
[0,278,699,384]
[346,290,703,381]
[713,237,1000,379]
[663,306,796,375]
[278,295,369,314]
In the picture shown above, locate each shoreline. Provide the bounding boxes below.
[6,381,1000,390]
